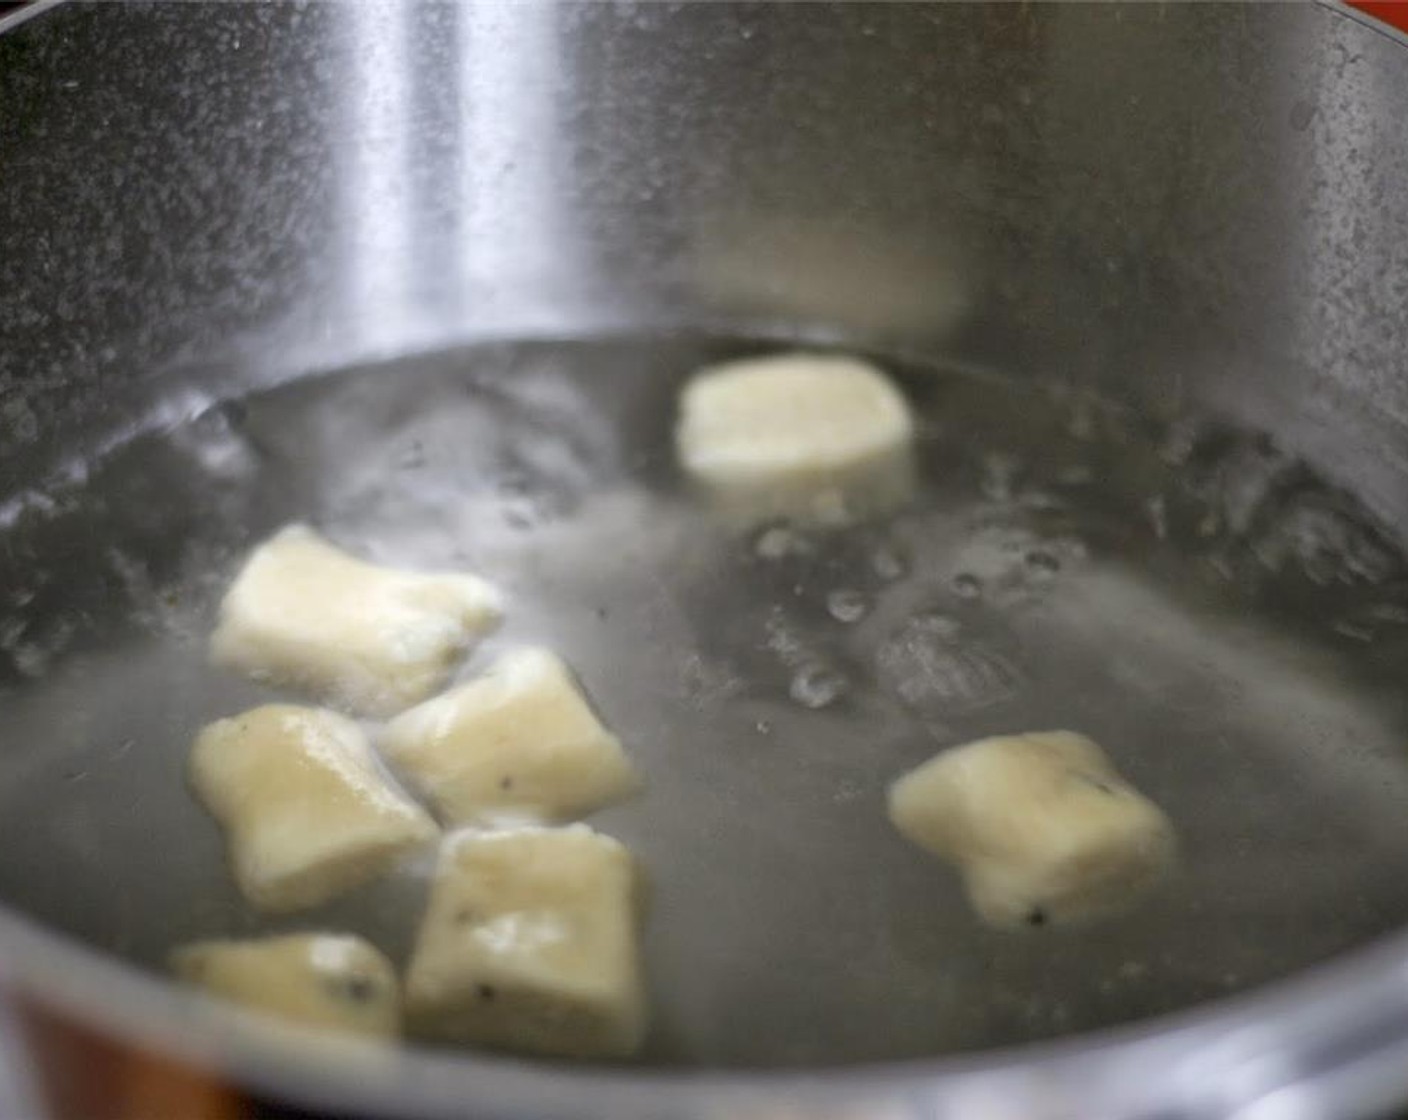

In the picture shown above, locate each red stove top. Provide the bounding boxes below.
[1349,0,1408,34]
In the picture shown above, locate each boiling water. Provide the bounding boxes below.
[2,336,1408,1067]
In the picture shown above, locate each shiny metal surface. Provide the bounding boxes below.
[3,2,1408,1118]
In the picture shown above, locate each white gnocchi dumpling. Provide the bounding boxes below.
[380,648,641,828]
[171,933,400,1037]
[190,705,438,911]
[675,352,916,527]
[888,731,1175,928]
[405,825,647,1059]
[210,524,503,717]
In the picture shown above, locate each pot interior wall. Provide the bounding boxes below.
[1,0,1408,1073]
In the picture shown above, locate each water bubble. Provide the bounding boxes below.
[680,654,743,709]
[913,610,962,639]
[1147,495,1168,540]
[1208,554,1236,582]
[10,642,49,679]
[178,404,261,483]
[870,543,908,582]
[1159,419,1203,466]
[834,778,864,803]
[952,573,983,599]
[1332,619,1374,643]
[763,610,805,661]
[1252,496,1396,587]
[789,663,848,709]
[1365,603,1408,625]
[754,525,810,560]
[755,719,772,735]
[980,453,1021,503]
[1,611,73,679]
[1020,490,1066,512]
[1207,445,1297,535]
[1024,549,1061,581]
[0,617,26,651]
[107,548,156,607]
[826,588,870,624]
[2,397,39,443]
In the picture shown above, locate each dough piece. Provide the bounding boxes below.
[888,731,1175,928]
[380,648,640,827]
[190,704,438,911]
[405,825,647,1059]
[210,524,503,717]
[171,933,400,1037]
[675,352,915,527]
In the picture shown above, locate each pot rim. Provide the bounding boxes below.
[3,1,1408,1115]
[4,894,1408,1120]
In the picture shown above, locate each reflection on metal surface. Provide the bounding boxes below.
[332,2,577,353]
[458,3,575,314]
[338,1,412,351]
[0,0,55,35]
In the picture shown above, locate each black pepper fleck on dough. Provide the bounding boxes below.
[327,974,379,1004]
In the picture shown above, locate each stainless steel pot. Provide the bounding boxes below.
[3,2,1408,1117]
